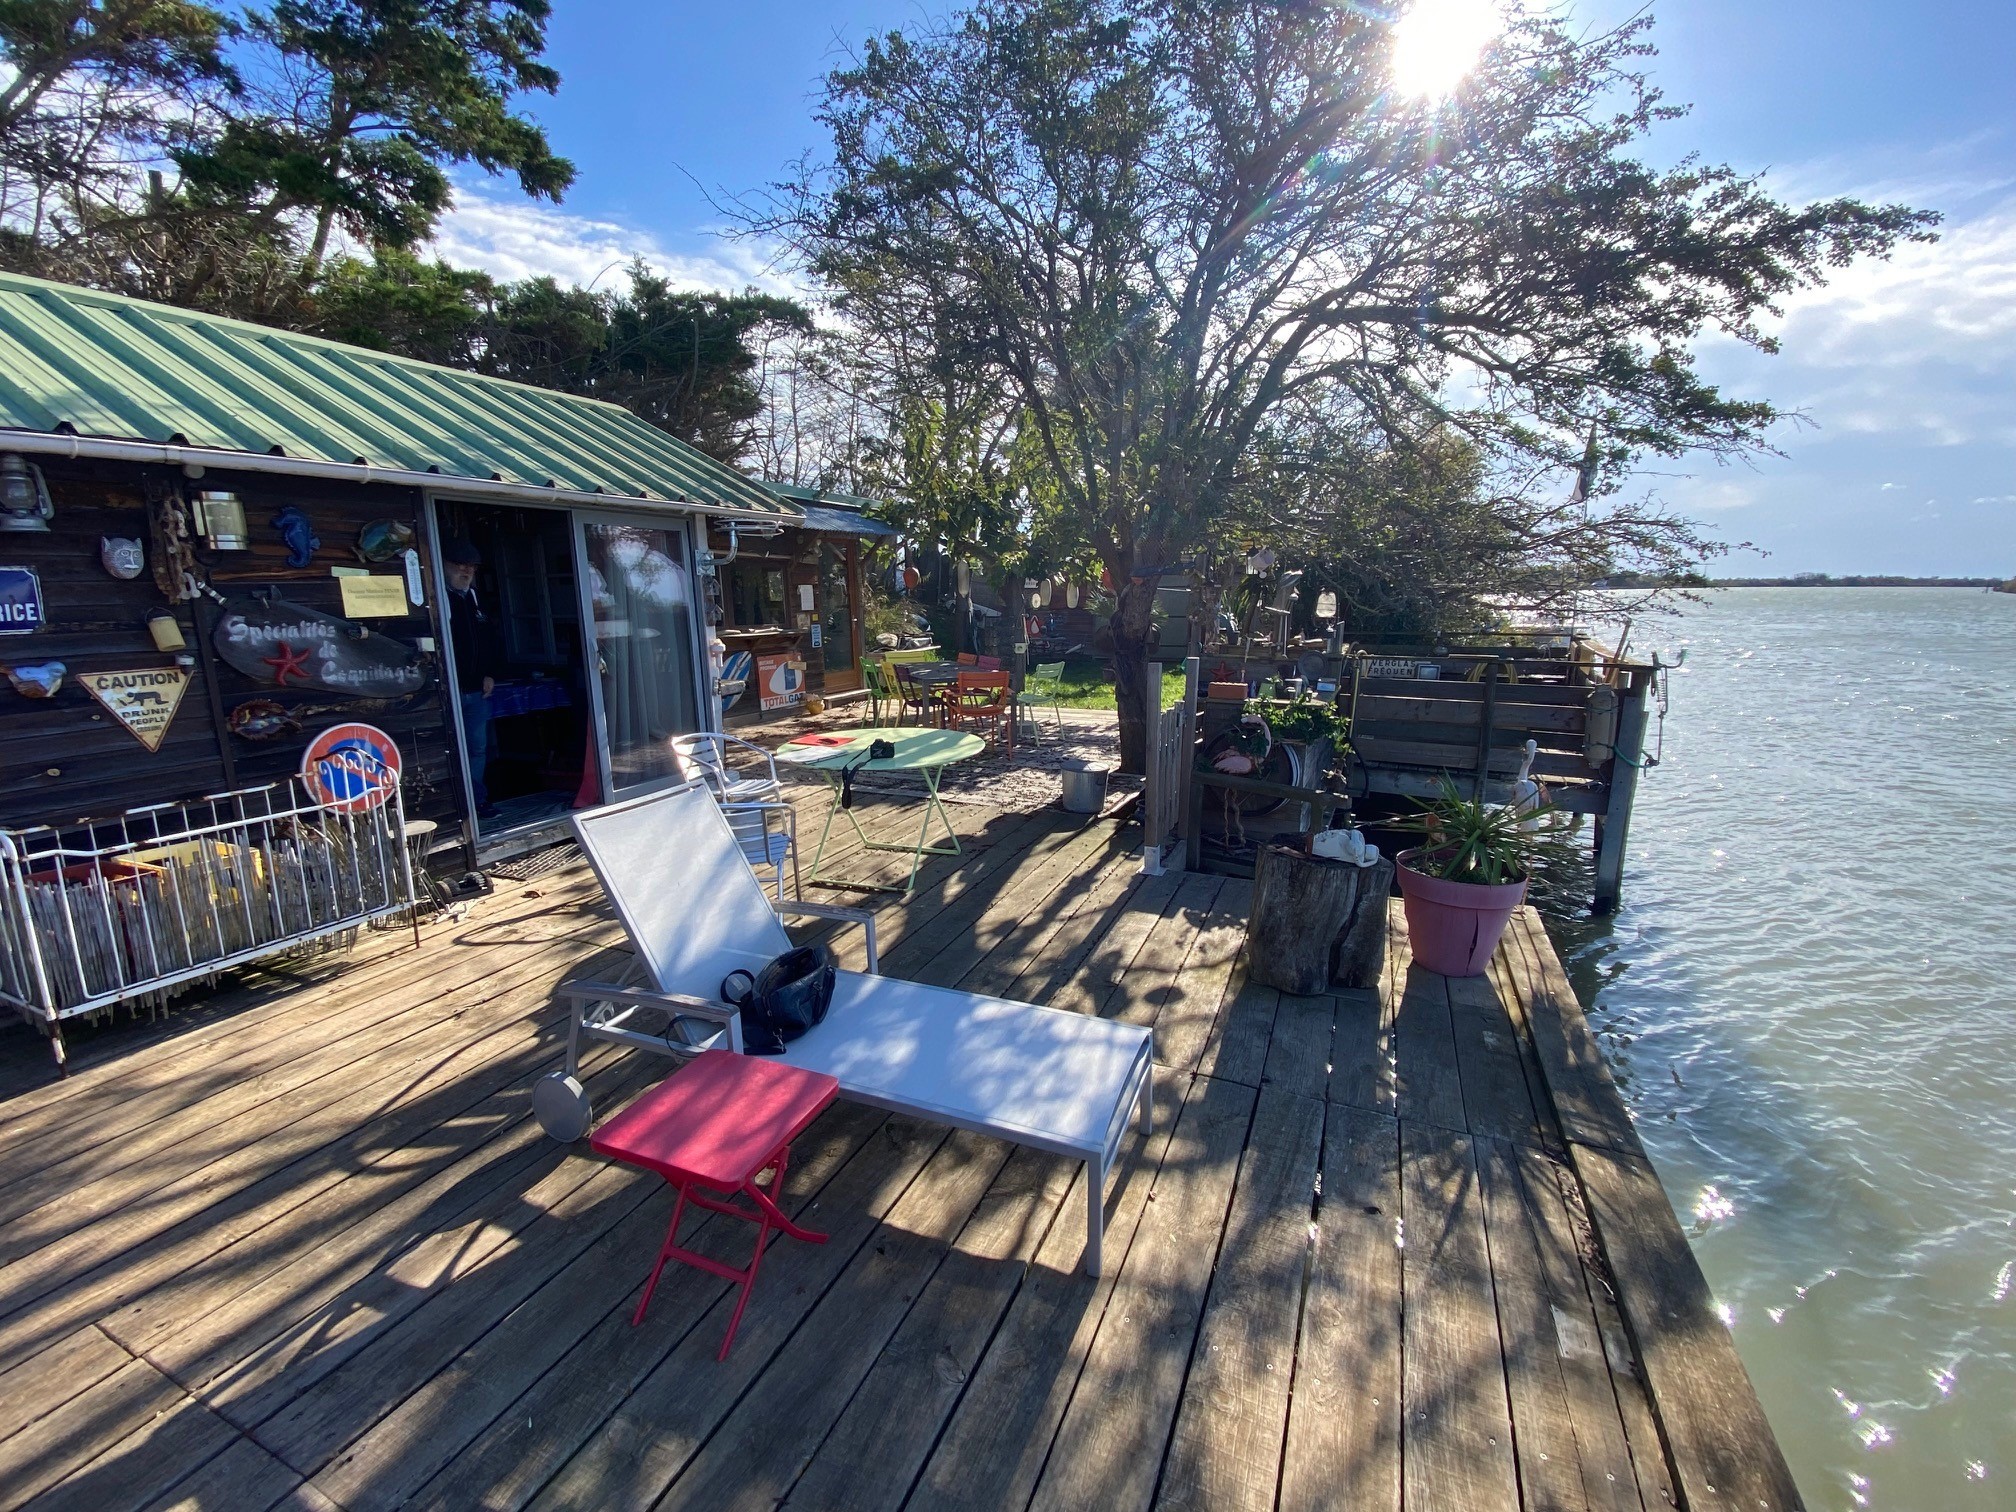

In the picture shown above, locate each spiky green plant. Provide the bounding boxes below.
[1395,775,1553,886]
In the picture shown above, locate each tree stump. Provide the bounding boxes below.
[1248,845,1393,995]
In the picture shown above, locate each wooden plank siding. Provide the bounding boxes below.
[1,458,459,833]
[0,785,1801,1512]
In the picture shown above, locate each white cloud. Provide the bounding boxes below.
[426,187,804,299]
[1664,474,1764,513]
[1706,194,2016,450]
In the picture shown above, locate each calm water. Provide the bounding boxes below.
[1551,588,2016,1510]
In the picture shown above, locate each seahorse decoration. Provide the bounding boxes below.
[272,506,320,569]
[100,536,145,580]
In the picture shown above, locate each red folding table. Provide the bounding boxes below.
[590,1049,840,1359]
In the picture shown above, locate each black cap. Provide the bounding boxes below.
[442,538,481,566]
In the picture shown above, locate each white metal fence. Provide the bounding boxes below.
[0,757,417,1066]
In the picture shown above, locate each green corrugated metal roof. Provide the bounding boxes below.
[765,482,900,536]
[0,270,796,517]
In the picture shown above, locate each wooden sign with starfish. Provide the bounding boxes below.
[212,597,431,697]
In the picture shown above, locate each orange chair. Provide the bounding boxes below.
[956,653,1004,671]
[949,670,1013,752]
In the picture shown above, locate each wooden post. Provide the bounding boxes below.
[1140,660,1165,876]
[1592,672,1653,913]
[1173,655,1199,869]
[1471,660,1498,800]
[1248,844,1390,995]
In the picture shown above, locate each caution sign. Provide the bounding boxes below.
[82,667,191,752]
[300,722,403,813]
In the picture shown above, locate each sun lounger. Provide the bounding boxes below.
[538,783,1154,1275]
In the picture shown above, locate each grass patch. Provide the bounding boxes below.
[1030,656,1190,711]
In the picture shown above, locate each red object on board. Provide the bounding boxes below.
[590,1050,839,1359]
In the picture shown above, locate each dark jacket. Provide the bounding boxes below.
[446,587,499,694]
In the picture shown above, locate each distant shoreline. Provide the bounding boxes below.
[1707,576,2010,588]
[1597,574,2012,589]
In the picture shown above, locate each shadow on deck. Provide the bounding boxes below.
[0,789,1798,1511]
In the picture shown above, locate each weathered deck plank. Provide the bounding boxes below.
[1399,1118,1522,1512]
[515,1115,950,1512]
[901,1072,1192,1512]
[1023,1072,1256,1512]
[1501,910,1643,1158]
[779,1144,1078,1512]
[396,1104,894,1512]
[0,811,1802,1512]
[1573,1144,1803,1512]
[1156,1085,1324,1512]
[1280,1103,1402,1512]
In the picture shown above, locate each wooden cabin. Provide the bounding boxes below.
[0,270,799,1058]
[710,486,897,724]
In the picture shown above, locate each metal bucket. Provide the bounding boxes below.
[1059,760,1111,814]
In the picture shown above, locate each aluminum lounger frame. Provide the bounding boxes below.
[553,783,1154,1276]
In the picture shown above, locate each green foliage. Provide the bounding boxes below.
[289,252,814,462]
[298,245,493,359]
[1248,695,1348,750]
[1395,775,1552,887]
[1,0,571,308]
[1043,657,1186,711]
[474,265,812,462]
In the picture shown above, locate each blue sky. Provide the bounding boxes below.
[430,1,2016,577]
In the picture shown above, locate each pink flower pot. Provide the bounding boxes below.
[1395,847,1529,978]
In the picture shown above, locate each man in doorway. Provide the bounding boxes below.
[442,539,500,821]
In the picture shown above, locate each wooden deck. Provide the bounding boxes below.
[0,788,1802,1511]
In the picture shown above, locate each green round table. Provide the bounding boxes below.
[775,727,986,894]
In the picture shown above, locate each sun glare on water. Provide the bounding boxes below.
[1391,0,1503,100]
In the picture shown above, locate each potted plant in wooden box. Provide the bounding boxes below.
[1246,691,1349,787]
[1392,776,1550,977]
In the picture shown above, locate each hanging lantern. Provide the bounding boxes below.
[1315,590,1338,620]
[1029,591,1043,610]
[0,455,53,533]
[1066,582,1081,609]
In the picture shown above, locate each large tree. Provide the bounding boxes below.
[768,0,1933,768]
[0,0,571,313]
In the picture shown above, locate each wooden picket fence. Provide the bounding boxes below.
[1139,656,1200,875]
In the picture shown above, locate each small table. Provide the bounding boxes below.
[894,660,959,726]
[590,1050,839,1360]
[777,727,986,894]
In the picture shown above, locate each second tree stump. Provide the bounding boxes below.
[1248,844,1393,995]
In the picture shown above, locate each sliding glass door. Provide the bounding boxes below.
[577,515,704,797]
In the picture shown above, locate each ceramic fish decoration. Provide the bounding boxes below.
[6,662,64,698]
[227,698,299,742]
[355,519,415,564]
[272,506,320,569]
[100,536,145,580]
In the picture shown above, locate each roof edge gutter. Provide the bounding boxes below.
[0,429,795,525]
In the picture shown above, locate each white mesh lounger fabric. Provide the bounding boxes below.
[545,783,1154,1276]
